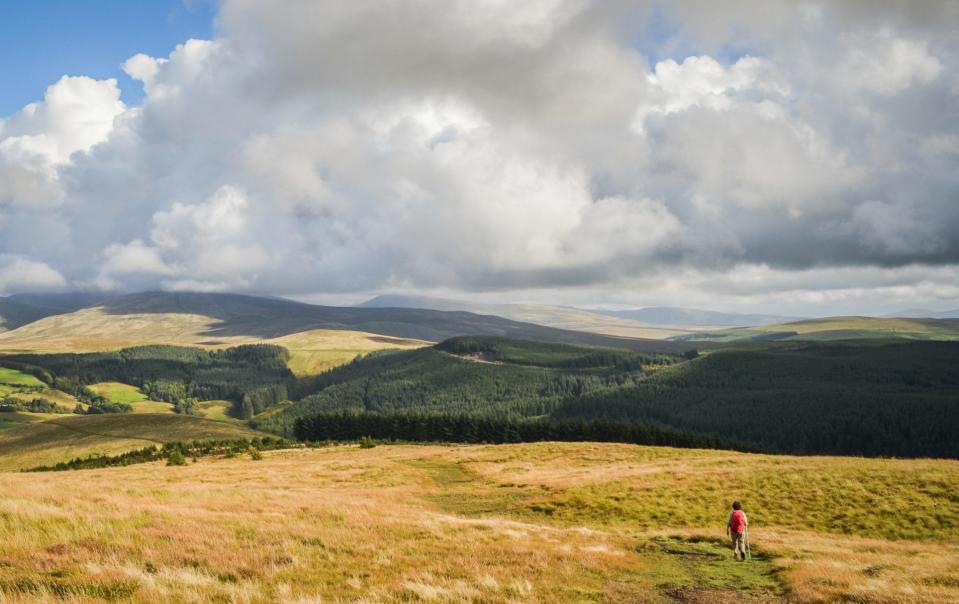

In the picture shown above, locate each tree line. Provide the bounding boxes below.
[27,437,292,472]
[291,410,738,451]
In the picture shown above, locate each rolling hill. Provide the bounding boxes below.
[262,338,680,434]
[0,291,700,354]
[0,307,427,376]
[361,294,699,339]
[556,339,959,457]
[671,316,959,343]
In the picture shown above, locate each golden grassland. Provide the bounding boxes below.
[0,308,428,376]
[0,442,956,603]
[0,309,224,353]
[265,331,428,376]
[0,414,260,472]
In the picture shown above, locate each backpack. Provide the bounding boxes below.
[729,510,746,534]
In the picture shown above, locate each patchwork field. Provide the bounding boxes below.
[196,400,236,421]
[0,367,44,387]
[88,382,149,404]
[85,382,175,414]
[0,442,955,603]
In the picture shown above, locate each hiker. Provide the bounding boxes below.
[726,501,748,561]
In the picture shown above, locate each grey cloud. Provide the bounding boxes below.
[0,0,956,311]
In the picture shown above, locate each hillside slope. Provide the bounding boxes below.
[0,307,427,376]
[0,291,699,354]
[557,340,959,457]
[259,337,682,434]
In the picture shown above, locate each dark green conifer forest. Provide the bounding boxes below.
[3,337,957,458]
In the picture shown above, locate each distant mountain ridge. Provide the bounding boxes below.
[885,308,959,319]
[7,292,115,312]
[0,297,63,332]
[0,291,699,354]
[669,316,959,343]
[360,294,702,339]
[590,306,801,327]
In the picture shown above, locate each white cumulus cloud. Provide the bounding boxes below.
[0,0,957,313]
[0,255,67,294]
[0,76,124,207]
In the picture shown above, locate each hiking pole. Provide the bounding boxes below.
[745,526,751,561]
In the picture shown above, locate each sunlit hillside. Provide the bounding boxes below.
[0,307,428,376]
[0,442,955,603]
[673,316,959,343]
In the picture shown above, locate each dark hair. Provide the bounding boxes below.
[732,501,741,510]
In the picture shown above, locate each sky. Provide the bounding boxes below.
[0,0,958,315]
[0,0,216,114]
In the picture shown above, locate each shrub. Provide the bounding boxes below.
[166,450,187,466]
[358,435,377,449]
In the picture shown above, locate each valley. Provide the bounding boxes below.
[4,3,956,602]
[0,291,957,602]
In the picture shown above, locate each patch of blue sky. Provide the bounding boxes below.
[632,5,756,70]
[0,0,216,116]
